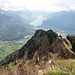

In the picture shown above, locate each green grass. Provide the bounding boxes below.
[0,35,31,61]
[54,59,75,72]
[44,59,75,75]
[43,70,70,75]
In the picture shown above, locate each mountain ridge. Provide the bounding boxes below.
[0,29,75,75]
[40,10,75,35]
[0,29,75,66]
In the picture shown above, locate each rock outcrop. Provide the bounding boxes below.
[52,37,75,59]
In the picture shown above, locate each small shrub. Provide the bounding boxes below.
[43,56,48,62]
[67,35,75,52]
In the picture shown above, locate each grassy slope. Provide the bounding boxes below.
[0,35,31,61]
[1,59,75,75]
[44,59,75,75]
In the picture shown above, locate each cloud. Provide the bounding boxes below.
[0,0,75,11]
[0,0,12,10]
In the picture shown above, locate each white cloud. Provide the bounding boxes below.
[0,0,75,11]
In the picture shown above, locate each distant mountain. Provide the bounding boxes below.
[31,10,48,17]
[14,10,36,23]
[4,10,28,24]
[40,11,75,35]
[0,9,34,41]
[0,29,75,75]
[0,9,36,23]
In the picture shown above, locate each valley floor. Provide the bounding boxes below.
[0,35,31,61]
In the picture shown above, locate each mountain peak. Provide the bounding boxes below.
[34,29,46,37]
[0,29,75,67]
[0,29,58,66]
[0,29,75,75]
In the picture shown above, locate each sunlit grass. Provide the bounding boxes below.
[43,70,70,75]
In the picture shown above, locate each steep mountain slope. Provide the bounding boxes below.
[0,30,75,75]
[40,11,75,35]
[0,10,34,41]
[0,30,58,66]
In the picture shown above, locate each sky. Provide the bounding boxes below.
[0,0,75,12]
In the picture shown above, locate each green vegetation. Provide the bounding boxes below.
[67,35,75,52]
[0,35,31,61]
[44,70,69,75]
[54,60,75,75]
[47,30,58,45]
[44,59,75,75]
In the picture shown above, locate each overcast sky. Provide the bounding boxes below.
[0,0,75,12]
